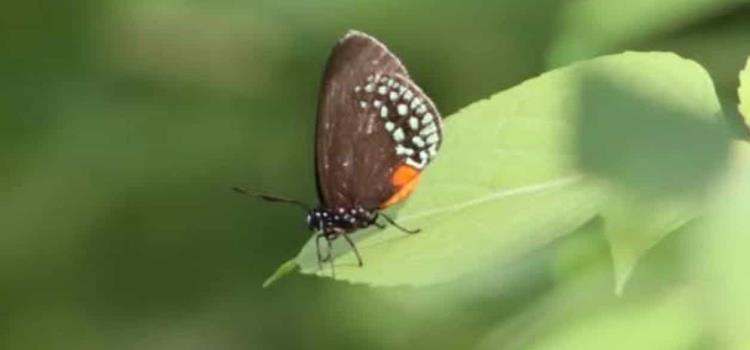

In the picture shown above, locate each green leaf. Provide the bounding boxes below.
[690,141,750,349]
[291,52,622,287]
[576,67,728,197]
[262,259,299,288]
[739,56,750,125]
[573,53,730,294]
[479,244,700,350]
[602,195,697,295]
[522,289,700,350]
[548,0,738,67]
[266,52,725,288]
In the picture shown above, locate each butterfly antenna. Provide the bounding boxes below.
[232,187,311,212]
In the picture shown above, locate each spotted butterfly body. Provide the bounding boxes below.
[305,31,443,268]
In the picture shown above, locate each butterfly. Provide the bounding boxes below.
[236,30,443,275]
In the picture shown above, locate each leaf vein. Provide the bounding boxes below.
[401,175,584,222]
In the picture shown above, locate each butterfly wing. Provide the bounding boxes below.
[315,31,443,210]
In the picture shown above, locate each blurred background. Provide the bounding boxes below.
[2,1,750,349]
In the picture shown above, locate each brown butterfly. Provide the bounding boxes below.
[236,30,443,275]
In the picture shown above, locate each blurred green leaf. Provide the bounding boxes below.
[548,0,739,67]
[690,141,750,349]
[576,64,728,196]
[479,233,697,350]
[739,56,750,124]
[523,289,700,350]
[266,52,726,288]
[574,53,730,294]
[602,195,696,295]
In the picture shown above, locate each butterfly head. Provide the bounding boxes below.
[306,210,324,232]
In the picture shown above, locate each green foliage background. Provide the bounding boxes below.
[2,1,750,349]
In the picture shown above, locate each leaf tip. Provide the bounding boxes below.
[613,259,636,297]
[262,259,299,288]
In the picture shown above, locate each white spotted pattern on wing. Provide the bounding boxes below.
[419,123,437,136]
[425,133,439,145]
[397,104,409,116]
[409,97,423,110]
[352,73,442,170]
[408,117,419,130]
[395,144,415,156]
[389,91,399,101]
[392,128,405,142]
[412,136,425,148]
[428,144,438,157]
[403,90,413,101]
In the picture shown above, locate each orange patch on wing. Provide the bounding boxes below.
[380,164,422,208]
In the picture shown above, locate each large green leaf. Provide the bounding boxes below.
[266,52,724,288]
[690,141,750,349]
[523,290,699,350]
[479,236,701,350]
[573,54,729,294]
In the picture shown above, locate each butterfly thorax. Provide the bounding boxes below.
[306,206,378,237]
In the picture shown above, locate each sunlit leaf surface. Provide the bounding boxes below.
[266,52,727,288]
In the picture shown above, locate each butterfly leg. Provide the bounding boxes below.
[379,212,421,234]
[326,236,335,278]
[317,234,335,263]
[315,233,327,270]
[342,233,363,267]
